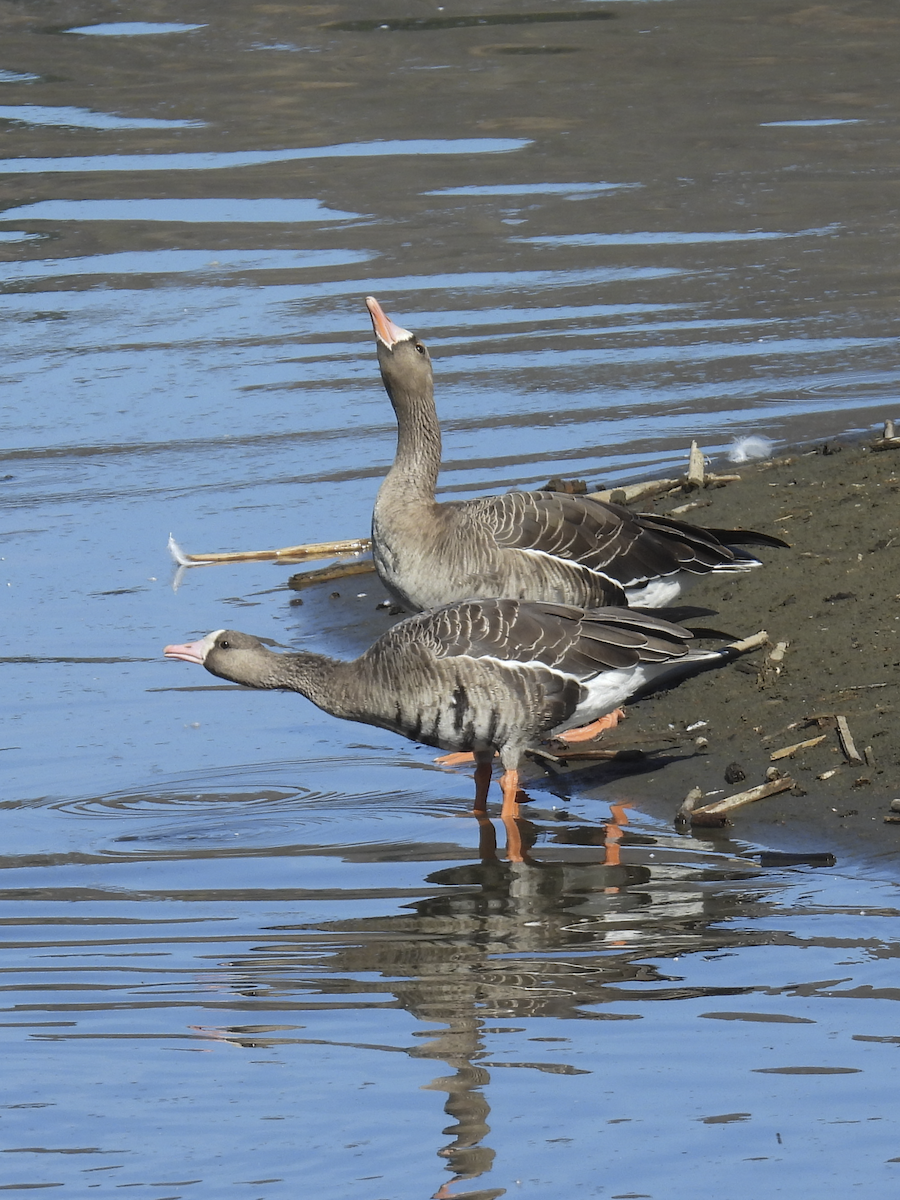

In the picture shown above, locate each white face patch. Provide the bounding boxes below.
[202,629,226,661]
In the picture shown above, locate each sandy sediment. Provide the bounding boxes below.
[532,433,900,867]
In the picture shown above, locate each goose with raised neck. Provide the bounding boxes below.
[366,296,787,612]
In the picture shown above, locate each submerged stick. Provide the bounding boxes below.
[168,532,373,568]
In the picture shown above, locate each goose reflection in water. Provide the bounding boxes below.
[183,801,758,1198]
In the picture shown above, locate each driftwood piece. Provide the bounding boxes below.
[688,775,795,826]
[770,734,827,761]
[588,479,681,506]
[168,533,373,568]
[727,630,769,654]
[686,440,706,489]
[871,419,899,451]
[768,641,789,670]
[835,715,864,765]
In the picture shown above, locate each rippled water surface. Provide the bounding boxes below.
[3,1,900,1195]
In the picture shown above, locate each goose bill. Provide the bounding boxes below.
[163,633,216,665]
[366,295,413,348]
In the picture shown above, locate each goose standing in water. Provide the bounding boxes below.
[165,599,746,821]
[366,296,787,612]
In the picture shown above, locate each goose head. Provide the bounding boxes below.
[365,295,433,415]
[164,629,275,685]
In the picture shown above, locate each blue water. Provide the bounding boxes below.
[2,0,899,1194]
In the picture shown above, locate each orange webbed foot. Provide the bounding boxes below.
[556,707,626,744]
[434,750,477,766]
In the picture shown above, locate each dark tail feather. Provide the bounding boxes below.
[704,527,790,549]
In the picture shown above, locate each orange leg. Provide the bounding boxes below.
[499,769,521,821]
[557,708,626,744]
[499,770,525,863]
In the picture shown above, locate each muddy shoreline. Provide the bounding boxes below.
[523,432,900,871]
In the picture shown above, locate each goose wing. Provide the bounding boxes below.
[379,599,695,682]
[455,490,786,587]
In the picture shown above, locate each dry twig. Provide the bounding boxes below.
[770,735,827,761]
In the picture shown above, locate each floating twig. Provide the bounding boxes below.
[835,715,864,765]
[688,775,795,827]
[168,532,373,568]
[770,734,826,761]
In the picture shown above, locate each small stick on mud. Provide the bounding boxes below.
[168,533,373,568]
[669,500,710,516]
[688,775,795,826]
[770,734,827,761]
[835,715,864,765]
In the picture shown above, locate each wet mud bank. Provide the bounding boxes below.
[527,434,900,868]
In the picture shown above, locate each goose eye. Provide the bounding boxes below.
[414,342,426,355]
[219,638,230,649]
